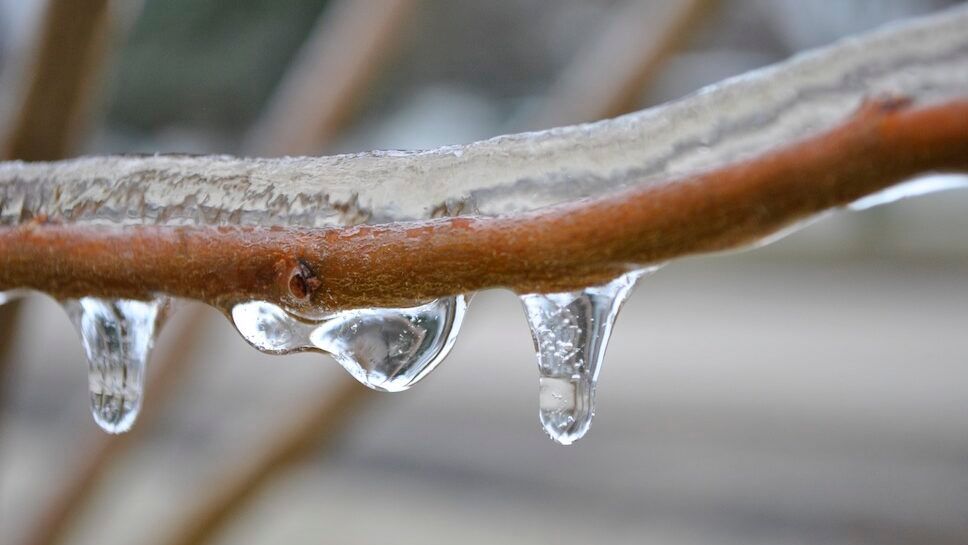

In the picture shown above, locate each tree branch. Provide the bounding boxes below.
[1,97,966,311]
[523,0,713,129]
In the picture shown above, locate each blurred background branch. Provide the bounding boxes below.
[520,0,712,129]
[245,0,416,156]
[0,0,111,161]
[0,0,114,448]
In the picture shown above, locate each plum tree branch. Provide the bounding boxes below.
[0,97,966,311]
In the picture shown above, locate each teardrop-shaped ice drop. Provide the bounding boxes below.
[229,295,468,392]
[520,269,653,445]
[312,296,467,392]
[62,297,169,434]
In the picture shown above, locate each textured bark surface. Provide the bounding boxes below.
[1,98,966,311]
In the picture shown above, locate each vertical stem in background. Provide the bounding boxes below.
[244,0,417,156]
[1,0,111,161]
[163,380,372,545]
[522,0,712,130]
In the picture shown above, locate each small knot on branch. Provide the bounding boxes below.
[287,259,321,302]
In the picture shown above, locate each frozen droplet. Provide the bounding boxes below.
[62,297,169,434]
[849,174,968,211]
[230,299,313,353]
[229,296,468,392]
[312,297,467,391]
[520,269,654,445]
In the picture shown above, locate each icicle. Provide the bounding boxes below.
[62,297,169,434]
[229,295,468,392]
[520,269,654,445]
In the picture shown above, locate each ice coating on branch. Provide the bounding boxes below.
[848,174,968,210]
[1,5,966,228]
[229,296,467,392]
[520,269,654,445]
[62,297,168,433]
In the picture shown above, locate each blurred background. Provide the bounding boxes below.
[1,1,967,544]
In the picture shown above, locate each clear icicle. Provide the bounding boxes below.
[62,297,169,434]
[520,269,654,445]
[229,295,468,392]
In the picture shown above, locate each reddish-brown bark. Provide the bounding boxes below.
[1,98,967,311]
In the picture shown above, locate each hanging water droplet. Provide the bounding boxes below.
[520,269,654,445]
[62,297,169,434]
[229,296,468,392]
